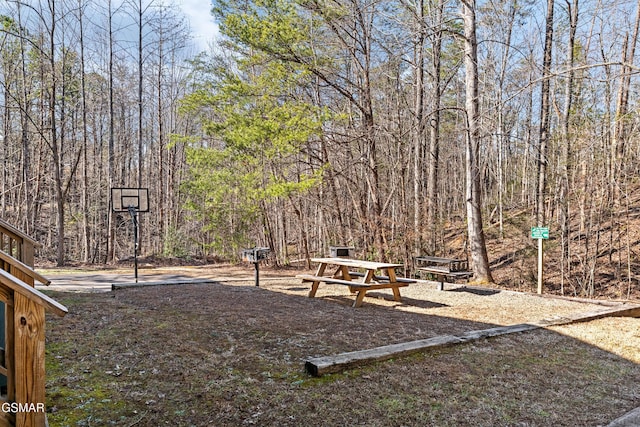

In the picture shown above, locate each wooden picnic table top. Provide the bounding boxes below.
[310,257,404,270]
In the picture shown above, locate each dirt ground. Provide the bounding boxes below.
[41,264,640,426]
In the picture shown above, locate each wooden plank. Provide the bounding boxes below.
[0,250,50,286]
[0,410,15,427]
[530,304,640,326]
[606,406,640,427]
[14,292,47,427]
[348,271,416,283]
[6,300,14,403]
[0,287,13,306]
[305,334,466,376]
[415,256,461,264]
[0,270,67,318]
[417,266,451,274]
[416,267,472,288]
[297,274,362,287]
[446,271,473,278]
[348,282,409,291]
[310,258,403,270]
[111,279,218,290]
[304,304,640,376]
[297,275,409,290]
[0,219,40,249]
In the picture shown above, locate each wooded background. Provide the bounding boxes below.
[1,0,640,296]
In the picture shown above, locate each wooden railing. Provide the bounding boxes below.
[0,252,49,289]
[0,221,67,427]
[0,221,40,269]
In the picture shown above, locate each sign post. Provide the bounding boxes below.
[531,227,549,294]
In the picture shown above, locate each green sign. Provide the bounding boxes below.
[531,227,549,239]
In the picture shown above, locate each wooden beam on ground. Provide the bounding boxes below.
[305,304,640,377]
[607,406,640,427]
[111,279,218,290]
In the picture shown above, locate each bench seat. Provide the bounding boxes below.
[297,274,365,287]
[297,274,410,290]
[347,271,416,284]
[416,267,472,290]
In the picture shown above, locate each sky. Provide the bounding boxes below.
[178,0,220,51]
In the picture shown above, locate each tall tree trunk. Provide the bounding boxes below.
[17,3,33,233]
[413,0,425,254]
[462,0,493,283]
[351,1,383,259]
[558,0,579,293]
[536,0,554,227]
[138,0,145,187]
[496,0,517,239]
[611,0,640,184]
[78,0,90,263]
[426,0,444,255]
[107,0,116,263]
[157,22,165,255]
[46,0,66,266]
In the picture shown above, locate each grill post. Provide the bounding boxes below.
[253,261,259,287]
[241,247,270,287]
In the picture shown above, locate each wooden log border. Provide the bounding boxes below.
[304,304,640,377]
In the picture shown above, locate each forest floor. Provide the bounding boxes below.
[40,263,640,426]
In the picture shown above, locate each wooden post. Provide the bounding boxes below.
[14,293,46,427]
[531,227,548,294]
[537,237,543,294]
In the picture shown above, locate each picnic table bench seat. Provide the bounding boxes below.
[297,274,412,290]
[347,271,416,284]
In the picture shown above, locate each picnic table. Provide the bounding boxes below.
[297,257,415,307]
[415,256,472,290]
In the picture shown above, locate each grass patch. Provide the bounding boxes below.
[43,284,640,426]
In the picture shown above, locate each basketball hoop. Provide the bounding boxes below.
[111,188,149,282]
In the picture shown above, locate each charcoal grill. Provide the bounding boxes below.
[241,247,270,286]
[329,246,354,258]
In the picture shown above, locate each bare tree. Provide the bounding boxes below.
[558,0,579,293]
[536,0,554,227]
[462,0,493,283]
[426,0,445,255]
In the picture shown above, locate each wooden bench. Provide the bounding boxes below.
[416,268,472,290]
[415,256,472,291]
[297,267,412,308]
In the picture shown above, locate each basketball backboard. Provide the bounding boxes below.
[111,188,149,212]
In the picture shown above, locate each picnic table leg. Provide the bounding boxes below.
[391,285,402,302]
[362,269,375,283]
[353,290,367,308]
[308,263,328,298]
[383,268,403,302]
[315,263,328,277]
[351,269,373,294]
[385,268,398,283]
[309,281,321,298]
[340,266,351,280]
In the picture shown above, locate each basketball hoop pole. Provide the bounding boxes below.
[127,206,139,283]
